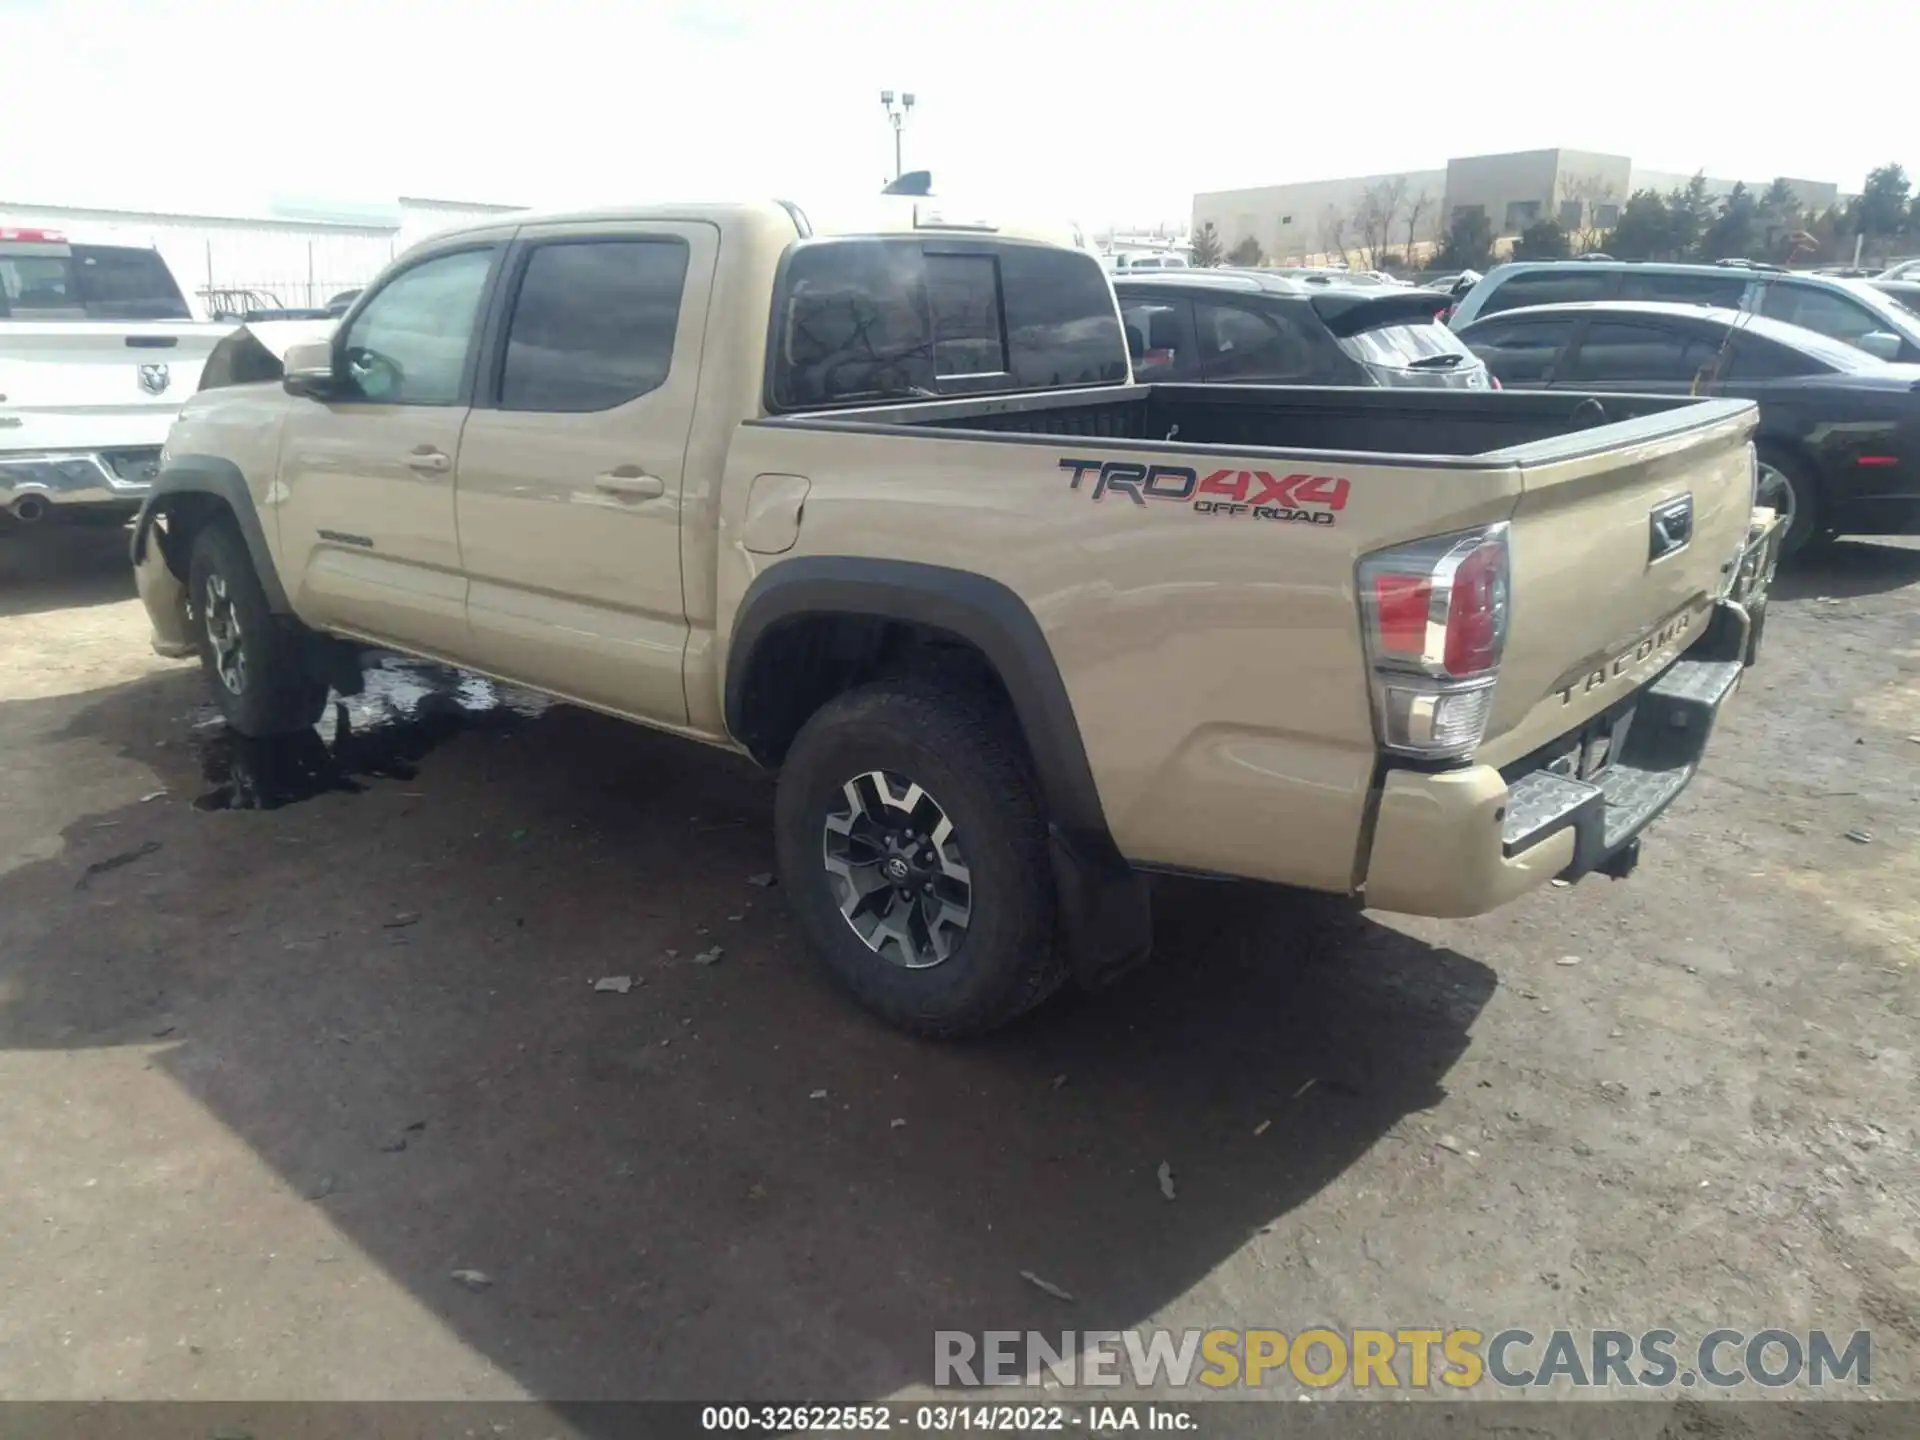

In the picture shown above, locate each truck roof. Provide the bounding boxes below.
[421,196,1087,253]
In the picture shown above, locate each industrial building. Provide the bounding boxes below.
[0,195,522,317]
[1193,148,1843,266]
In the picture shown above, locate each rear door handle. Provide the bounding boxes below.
[593,469,666,500]
[407,447,452,474]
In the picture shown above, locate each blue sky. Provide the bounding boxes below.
[3,0,1913,228]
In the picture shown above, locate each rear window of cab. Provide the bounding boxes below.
[769,237,1128,410]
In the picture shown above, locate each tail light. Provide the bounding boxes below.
[1357,523,1511,760]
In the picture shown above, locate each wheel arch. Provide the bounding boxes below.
[726,557,1115,860]
[130,454,289,612]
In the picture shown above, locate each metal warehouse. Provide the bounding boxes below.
[0,194,521,318]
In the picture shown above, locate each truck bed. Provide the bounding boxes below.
[764,382,1735,463]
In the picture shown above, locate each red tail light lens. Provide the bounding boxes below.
[1444,538,1509,676]
[1357,525,1511,759]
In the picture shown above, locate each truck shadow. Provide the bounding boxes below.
[0,666,1496,1401]
[0,525,137,619]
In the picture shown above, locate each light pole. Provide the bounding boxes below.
[879,90,915,183]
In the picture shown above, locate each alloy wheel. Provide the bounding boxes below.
[821,770,973,969]
[203,571,247,695]
[1755,461,1797,539]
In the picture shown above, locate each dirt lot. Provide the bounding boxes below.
[1,526,1916,1409]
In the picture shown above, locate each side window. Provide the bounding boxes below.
[1464,317,1577,383]
[1478,269,1613,316]
[1565,322,1719,383]
[1724,334,1823,380]
[1757,284,1883,346]
[924,252,1006,378]
[1617,271,1748,308]
[342,248,495,405]
[1118,298,1200,380]
[499,239,689,412]
[1193,301,1331,382]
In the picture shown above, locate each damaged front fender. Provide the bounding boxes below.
[132,514,196,658]
[196,319,337,392]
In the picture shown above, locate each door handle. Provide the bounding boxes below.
[593,469,666,500]
[407,447,452,474]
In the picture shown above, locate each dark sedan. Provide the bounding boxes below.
[1458,301,1920,556]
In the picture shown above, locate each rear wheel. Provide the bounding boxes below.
[1755,449,1820,558]
[774,680,1064,1037]
[188,520,327,737]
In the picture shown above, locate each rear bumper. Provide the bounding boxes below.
[0,448,162,517]
[1362,509,1781,918]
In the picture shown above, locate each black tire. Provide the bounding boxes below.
[188,520,327,737]
[1757,447,1821,559]
[774,680,1064,1037]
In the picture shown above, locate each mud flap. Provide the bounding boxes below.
[1050,827,1153,989]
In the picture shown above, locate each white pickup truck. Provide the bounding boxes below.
[0,228,232,532]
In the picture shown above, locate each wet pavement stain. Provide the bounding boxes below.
[190,656,551,812]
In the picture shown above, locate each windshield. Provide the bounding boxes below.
[0,243,191,320]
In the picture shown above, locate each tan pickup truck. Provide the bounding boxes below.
[131,197,1782,1035]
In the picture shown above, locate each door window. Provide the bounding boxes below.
[1118,298,1200,380]
[1564,322,1721,383]
[1477,268,1612,316]
[499,239,690,411]
[340,248,495,405]
[1757,283,1886,347]
[1463,316,1578,383]
[1193,301,1332,381]
[1616,270,1748,308]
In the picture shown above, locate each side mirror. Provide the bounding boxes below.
[282,340,341,399]
[1857,331,1902,362]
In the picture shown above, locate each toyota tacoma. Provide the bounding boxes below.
[130,196,1782,1035]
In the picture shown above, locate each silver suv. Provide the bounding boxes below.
[1449,261,1920,363]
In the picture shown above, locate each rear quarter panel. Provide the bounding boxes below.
[711,416,1525,892]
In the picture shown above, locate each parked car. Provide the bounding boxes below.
[1449,260,1920,364]
[1,228,233,532]
[132,198,1778,1036]
[1872,279,1920,316]
[1879,259,1920,282]
[1458,300,1919,556]
[1113,269,1490,389]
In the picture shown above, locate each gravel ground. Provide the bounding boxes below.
[0,526,1915,1414]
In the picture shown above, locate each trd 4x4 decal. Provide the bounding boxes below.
[1058,457,1348,526]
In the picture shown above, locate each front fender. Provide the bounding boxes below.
[130,453,289,613]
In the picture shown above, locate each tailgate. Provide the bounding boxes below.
[1477,399,1759,767]
[0,321,230,452]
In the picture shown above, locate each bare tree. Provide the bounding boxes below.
[1355,177,1407,271]
[1401,188,1434,268]
[1557,172,1621,255]
[1317,205,1351,267]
